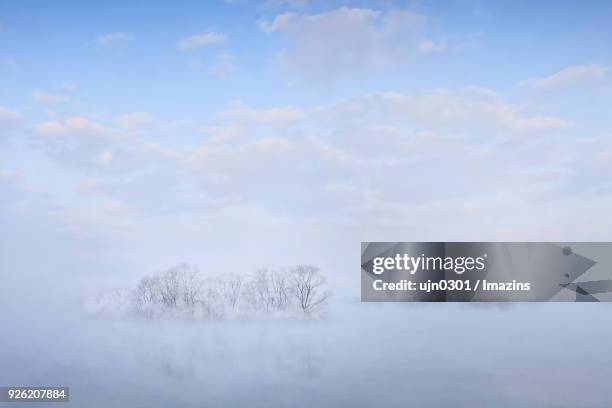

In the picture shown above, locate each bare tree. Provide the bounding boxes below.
[133,264,203,316]
[270,269,290,310]
[108,263,332,320]
[218,274,243,309]
[196,277,225,319]
[174,264,201,307]
[134,276,161,317]
[243,269,273,312]
[289,265,331,314]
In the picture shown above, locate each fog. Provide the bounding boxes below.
[1,215,611,407]
[2,2,612,406]
[2,287,612,407]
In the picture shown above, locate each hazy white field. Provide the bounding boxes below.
[2,297,612,408]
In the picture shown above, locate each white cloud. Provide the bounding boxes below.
[520,64,609,90]
[17,83,612,284]
[178,32,225,51]
[96,33,132,47]
[181,135,356,213]
[258,12,298,33]
[30,88,572,211]
[31,115,174,172]
[0,106,19,125]
[95,150,114,166]
[418,39,447,53]
[75,177,98,193]
[0,107,18,143]
[208,52,237,77]
[0,57,17,69]
[223,104,304,125]
[32,117,125,168]
[0,170,18,180]
[116,112,150,129]
[22,86,593,248]
[172,88,574,220]
[263,0,309,8]
[0,169,21,212]
[317,89,571,133]
[258,7,429,81]
[60,82,77,92]
[34,117,110,138]
[460,86,499,98]
[200,125,244,144]
[32,91,68,105]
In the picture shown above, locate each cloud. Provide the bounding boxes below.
[316,89,571,134]
[21,85,593,253]
[0,57,17,70]
[75,177,98,193]
[208,52,237,77]
[32,91,69,105]
[460,86,499,98]
[32,117,125,168]
[173,88,573,220]
[34,117,110,138]
[263,0,309,8]
[31,115,180,174]
[96,33,132,47]
[94,150,114,166]
[189,52,237,76]
[0,107,19,143]
[258,7,429,82]
[182,136,357,214]
[116,112,150,129]
[0,106,19,126]
[178,32,225,51]
[417,39,447,53]
[520,64,609,90]
[223,105,304,125]
[16,81,612,284]
[200,125,244,144]
[0,169,22,211]
[60,82,77,92]
[29,88,572,217]
[258,12,298,32]
[0,170,19,180]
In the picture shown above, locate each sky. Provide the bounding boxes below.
[1,0,612,297]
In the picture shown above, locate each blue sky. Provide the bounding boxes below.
[2,1,610,111]
[1,0,612,295]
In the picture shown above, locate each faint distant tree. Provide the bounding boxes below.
[134,276,161,317]
[244,269,293,312]
[103,263,331,320]
[133,264,203,316]
[243,269,273,312]
[218,274,243,309]
[270,269,290,310]
[85,287,134,318]
[289,265,331,314]
[197,278,225,319]
[174,264,201,307]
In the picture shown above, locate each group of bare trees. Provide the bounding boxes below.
[88,264,331,320]
[291,265,331,314]
[242,266,331,314]
[133,264,217,318]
